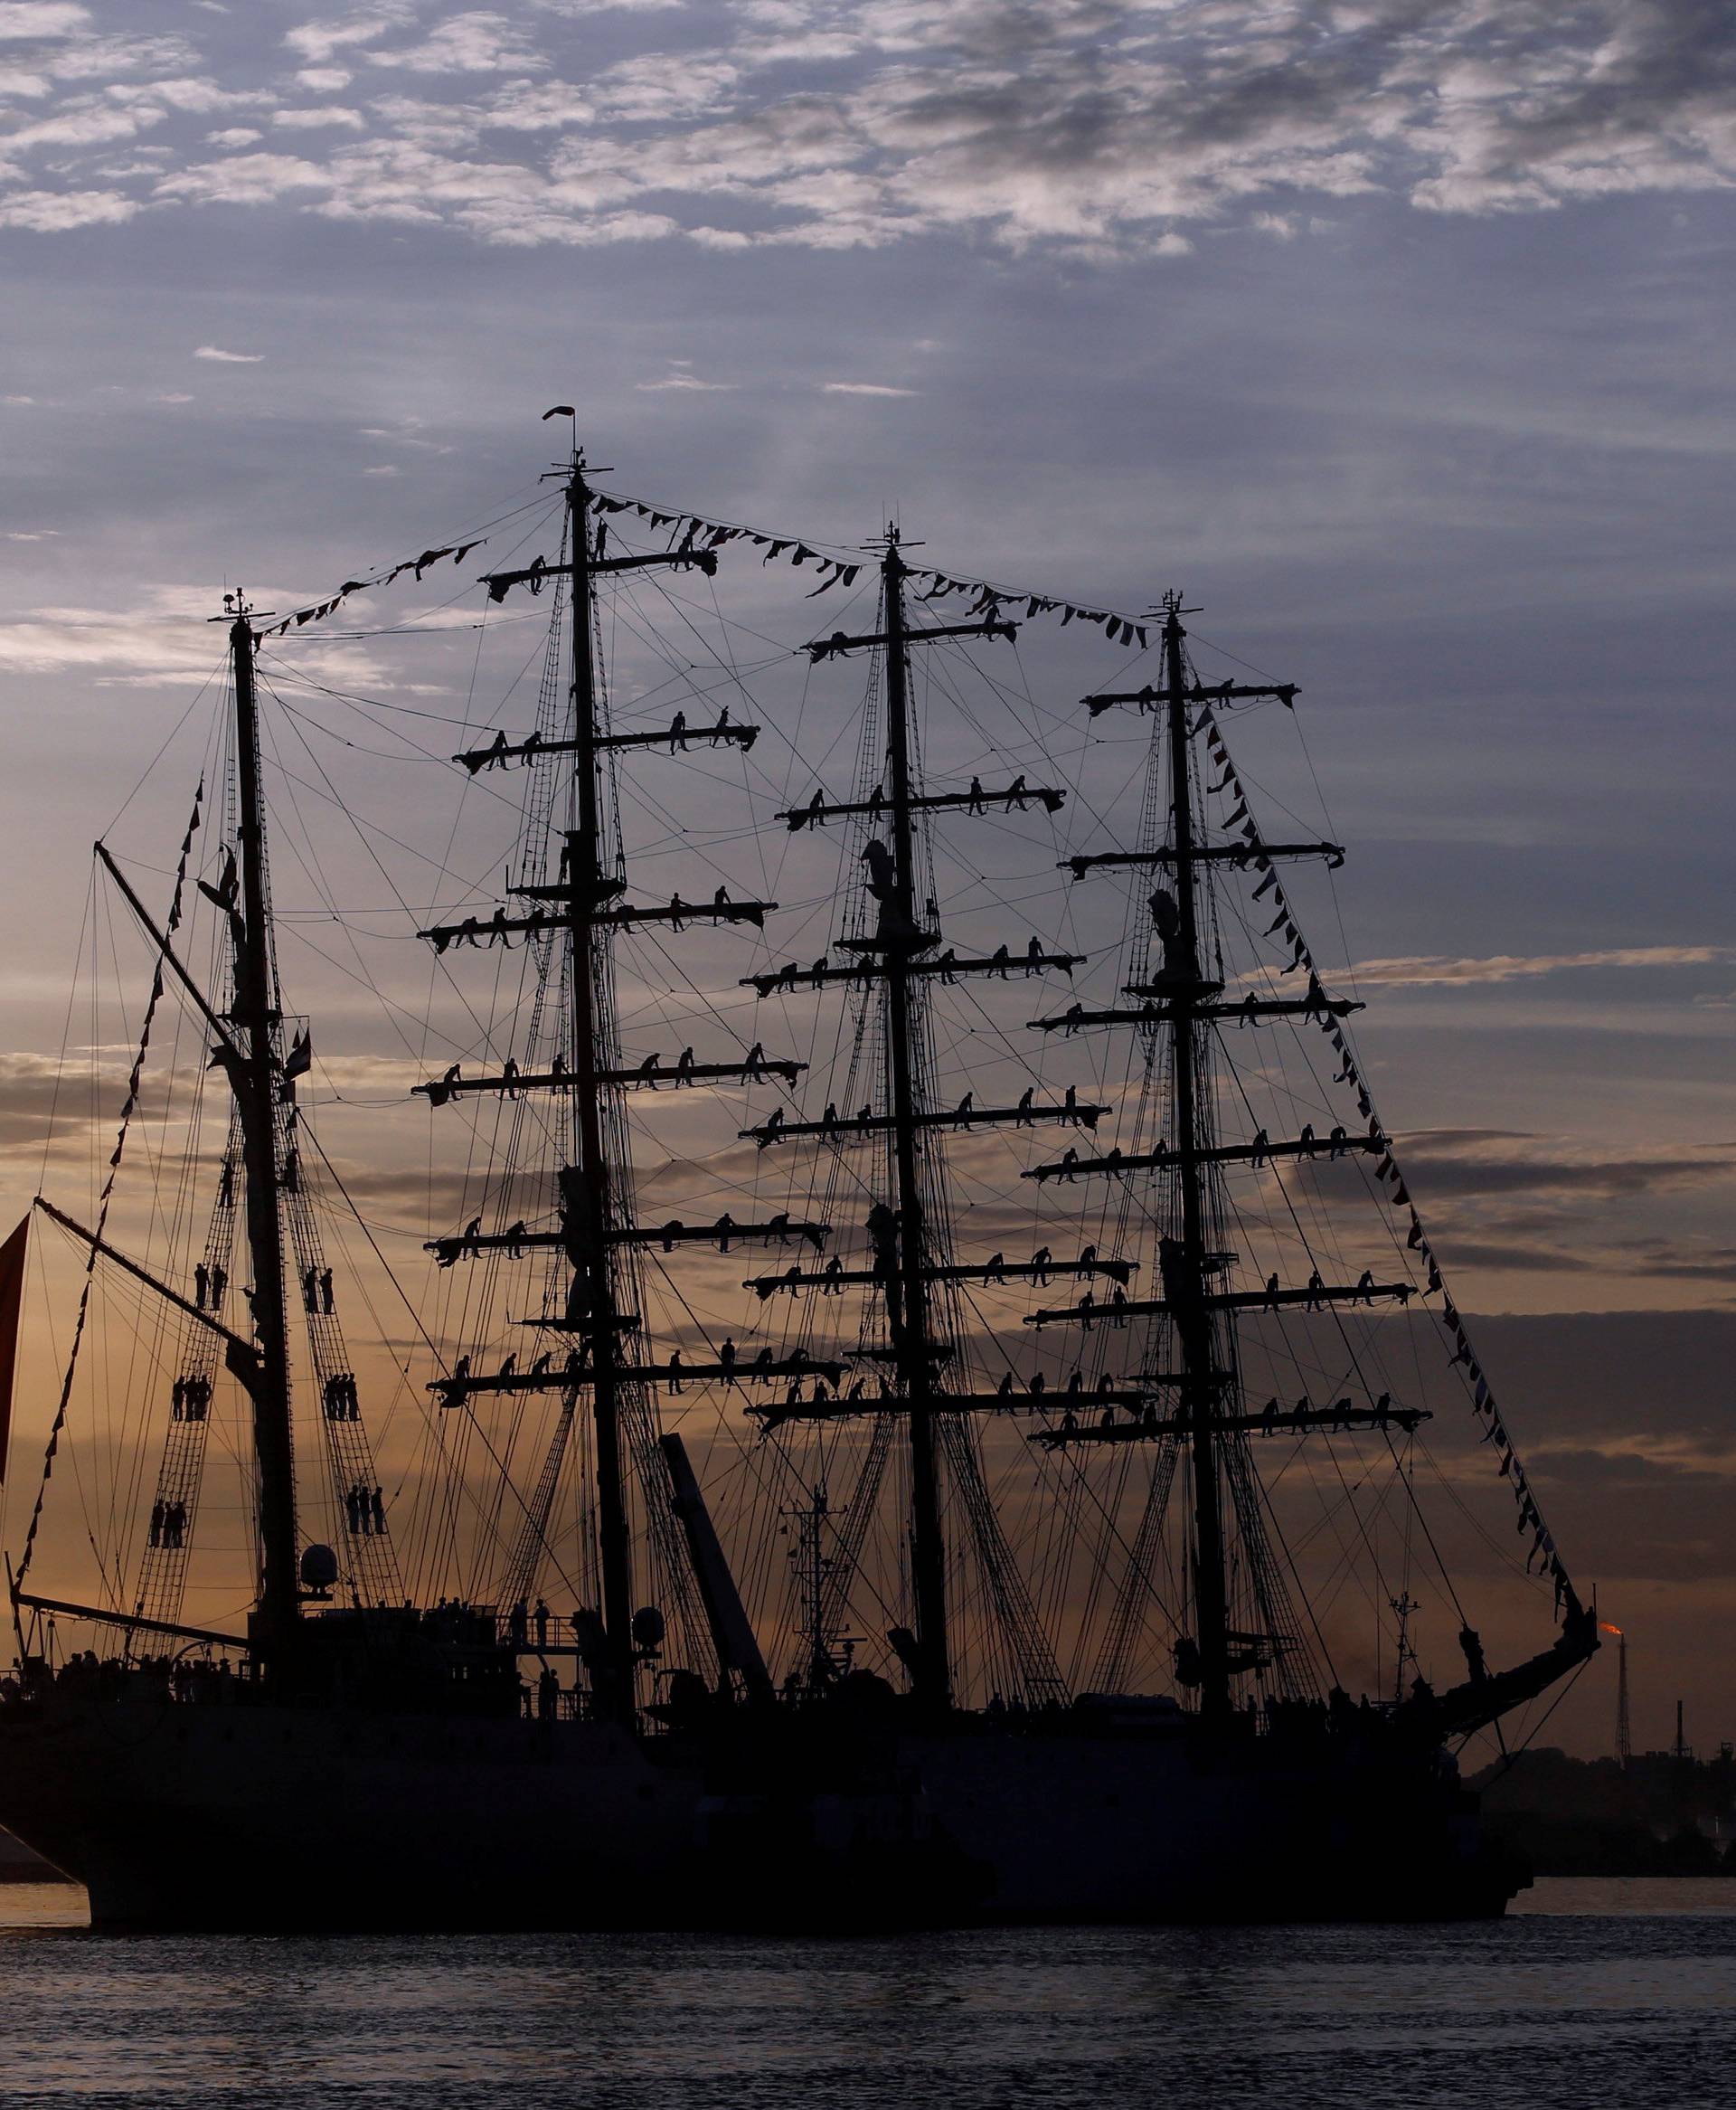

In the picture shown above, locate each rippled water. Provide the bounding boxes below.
[0,1880,1731,2107]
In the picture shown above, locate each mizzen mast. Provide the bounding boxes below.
[1047,593,1378,1717]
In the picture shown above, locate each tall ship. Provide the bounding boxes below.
[0,428,1598,1928]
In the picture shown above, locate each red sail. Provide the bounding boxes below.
[0,1216,26,1486]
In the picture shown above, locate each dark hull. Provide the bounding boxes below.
[0,1689,1524,1931]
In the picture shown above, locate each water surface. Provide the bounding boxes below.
[0,1880,1729,2106]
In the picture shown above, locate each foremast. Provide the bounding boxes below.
[420,444,792,1717]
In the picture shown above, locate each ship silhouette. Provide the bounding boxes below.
[0,434,1598,1929]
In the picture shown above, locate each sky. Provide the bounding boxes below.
[0,0,1733,1755]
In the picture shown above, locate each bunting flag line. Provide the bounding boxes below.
[16,781,206,1590]
[1205,709,1582,1619]
[263,489,1156,648]
[588,487,1149,648]
[259,488,1157,649]
[256,539,489,641]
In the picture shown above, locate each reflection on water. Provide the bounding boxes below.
[0,1881,1731,2106]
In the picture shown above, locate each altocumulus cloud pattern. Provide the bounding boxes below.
[0,0,1733,251]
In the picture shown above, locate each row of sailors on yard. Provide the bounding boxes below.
[1050,975,1344,1035]
[1038,1389,1401,1435]
[471,707,738,771]
[433,1040,793,1102]
[431,1207,816,1264]
[429,886,747,954]
[798,774,1050,821]
[1050,1267,1385,1321]
[760,1083,1092,1143]
[759,1244,1106,1293]
[1257,1393,1400,1431]
[758,936,1056,995]
[1046,1123,1356,1179]
[432,1342,1403,1433]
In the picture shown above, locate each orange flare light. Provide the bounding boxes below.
[1599,1622,1623,1636]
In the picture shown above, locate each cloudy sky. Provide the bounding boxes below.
[2,0,1733,1750]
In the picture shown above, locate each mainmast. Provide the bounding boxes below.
[1156,594,1231,1721]
[879,532,948,1710]
[226,603,299,1645]
[559,460,636,1714]
[739,534,1080,1708]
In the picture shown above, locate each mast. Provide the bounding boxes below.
[1157,593,1231,1722]
[227,605,299,1644]
[560,460,636,1714]
[880,531,948,1711]
[418,440,755,1706]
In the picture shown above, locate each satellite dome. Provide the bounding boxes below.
[299,1544,339,1590]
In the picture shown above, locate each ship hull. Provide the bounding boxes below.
[0,1688,1520,1930]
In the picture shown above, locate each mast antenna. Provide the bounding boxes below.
[1390,1591,1420,1706]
